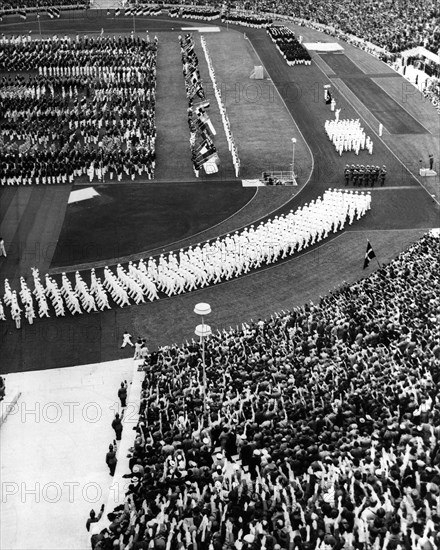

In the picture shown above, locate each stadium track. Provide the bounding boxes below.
[0,13,438,373]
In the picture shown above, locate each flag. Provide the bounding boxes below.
[363,241,376,269]
[47,7,59,18]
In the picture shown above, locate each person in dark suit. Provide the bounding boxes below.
[106,444,117,476]
[118,381,127,408]
[111,413,123,441]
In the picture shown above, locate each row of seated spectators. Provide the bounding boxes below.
[91,231,440,550]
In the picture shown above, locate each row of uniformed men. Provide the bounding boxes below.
[344,164,387,186]
[0,34,158,74]
[0,189,371,327]
[325,119,374,156]
[200,36,240,177]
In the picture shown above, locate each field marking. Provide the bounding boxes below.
[367,185,430,190]
[347,227,434,232]
[370,76,434,135]
[369,78,432,135]
[316,51,432,136]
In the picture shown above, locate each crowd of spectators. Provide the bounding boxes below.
[423,79,440,112]
[0,34,157,185]
[267,26,311,66]
[90,231,440,550]
[239,0,439,56]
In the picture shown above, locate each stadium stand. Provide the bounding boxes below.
[0,5,439,547]
[89,231,440,550]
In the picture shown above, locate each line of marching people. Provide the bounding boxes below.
[0,189,371,328]
[267,25,312,65]
[221,12,273,28]
[200,36,240,177]
[169,6,221,21]
[325,118,374,156]
[180,33,220,177]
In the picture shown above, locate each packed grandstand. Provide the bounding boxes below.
[0,2,439,550]
[90,231,440,550]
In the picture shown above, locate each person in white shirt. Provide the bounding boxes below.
[121,331,134,348]
[0,237,7,258]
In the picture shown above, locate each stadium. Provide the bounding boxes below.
[0,1,439,549]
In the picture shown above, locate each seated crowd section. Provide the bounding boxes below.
[91,232,440,550]
[0,34,157,185]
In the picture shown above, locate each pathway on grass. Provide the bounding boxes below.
[204,31,312,182]
[154,32,196,182]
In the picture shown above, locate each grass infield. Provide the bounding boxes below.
[50,181,255,267]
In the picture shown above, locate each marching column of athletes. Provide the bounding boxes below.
[0,34,158,186]
[344,163,387,186]
[325,118,374,156]
[0,189,371,328]
[180,33,221,176]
